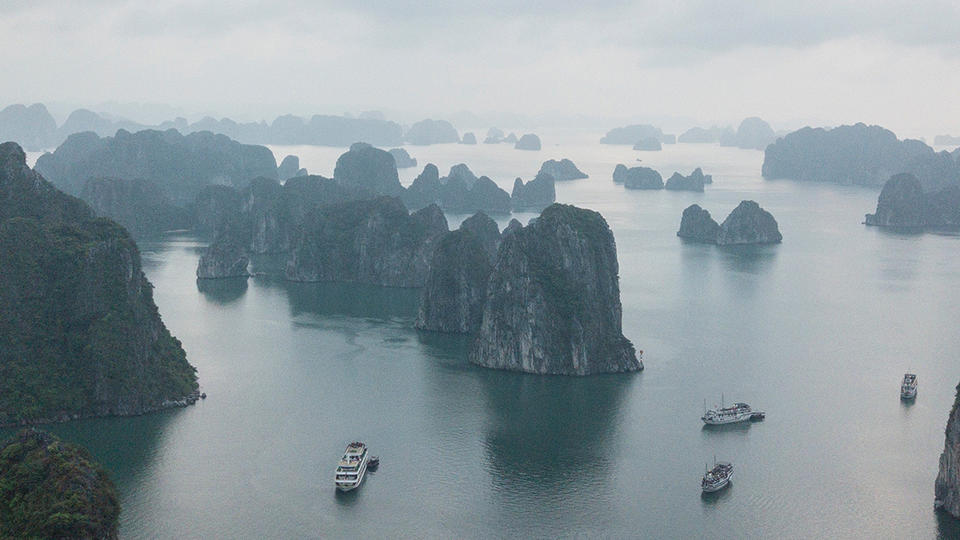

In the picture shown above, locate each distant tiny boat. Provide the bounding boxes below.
[368,456,380,469]
[702,460,733,493]
[901,373,917,399]
[335,441,370,492]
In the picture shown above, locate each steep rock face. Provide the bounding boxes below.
[469,204,641,375]
[414,229,492,333]
[664,170,706,192]
[402,164,441,210]
[600,124,664,144]
[458,211,501,264]
[633,138,662,151]
[936,382,960,518]
[389,148,417,168]
[196,217,250,279]
[333,142,403,196]
[0,143,198,426]
[864,174,926,227]
[716,200,782,245]
[461,132,477,144]
[405,119,459,145]
[538,158,587,181]
[761,123,949,188]
[80,176,192,238]
[720,117,776,150]
[511,172,556,211]
[35,129,278,204]
[484,127,505,144]
[515,134,541,151]
[622,166,664,189]
[0,103,58,151]
[613,164,629,184]
[679,126,733,144]
[448,163,479,189]
[677,204,720,243]
[0,429,119,539]
[194,184,242,235]
[501,218,523,239]
[435,165,511,214]
[284,197,449,287]
[277,155,301,181]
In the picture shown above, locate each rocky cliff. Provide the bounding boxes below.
[469,203,641,375]
[458,211,501,264]
[196,220,250,279]
[538,159,588,181]
[389,148,418,168]
[461,132,477,145]
[511,172,556,211]
[405,119,459,145]
[720,117,776,150]
[415,228,493,333]
[284,197,448,287]
[404,163,511,214]
[0,104,58,151]
[35,128,278,204]
[677,204,720,242]
[194,184,242,235]
[277,155,303,181]
[936,382,960,519]
[865,173,960,229]
[333,142,404,196]
[0,429,119,539]
[716,200,783,245]
[0,142,198,426]
[620,166,664,190]
[80,176,193,238]
[761,123,958,190]
[664,170,706,192]
[514,134,541,151]
[402,164,442,210]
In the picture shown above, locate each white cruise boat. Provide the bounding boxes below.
[901,373,917,399]
[701,396,756,425]
[702,461,733,493]
[335,441,370,492]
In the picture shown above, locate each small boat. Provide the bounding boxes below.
[901,373,917,399]
[335,441,370,492]
[702,395,760,425]
[368,456,380,470]
[702,460,733,493]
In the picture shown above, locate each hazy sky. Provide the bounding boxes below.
[3,0,959,137]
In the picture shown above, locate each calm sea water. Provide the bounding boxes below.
[8,133,960,538]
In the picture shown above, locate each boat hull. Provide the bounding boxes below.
[702,472,733,493]
[701,414,752,425]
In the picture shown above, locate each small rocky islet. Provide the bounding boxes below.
[677,201,782,245]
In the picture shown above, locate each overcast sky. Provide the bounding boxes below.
[2,0,959,137]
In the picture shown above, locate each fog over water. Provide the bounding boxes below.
[4,1,960,136]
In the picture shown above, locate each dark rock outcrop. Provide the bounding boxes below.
[613,164,629,184]
[501,218,523,239]
[402,164,442,210]
[194,184,242,235]
[664,169,707,192]
[677,204,720,243]
[720,117,776,150]
[0,142,198,426]
[333,142,403,196]
[277,155,302,181]
[461,132,477,145]
[284,197,448,287]
[458,211,501,264]
[405,119,459,145]
[197,220,250,279]
[80,176,192,238]
[619,166,664,190]
[35,129,278,204]
[538,158,587,181]
[0,103,57,151]
[415,228,493,333]
[865,173,960,229]
[0,429,119,539]
[389,148,418,168]
[511,172,556,211]
[633,138,662,151]
[716,201,782,245]
[936,381,960,519]
[514,134,541,151]
[469,204,641,375]
[761,123,955,190]
[406,164,511,214]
